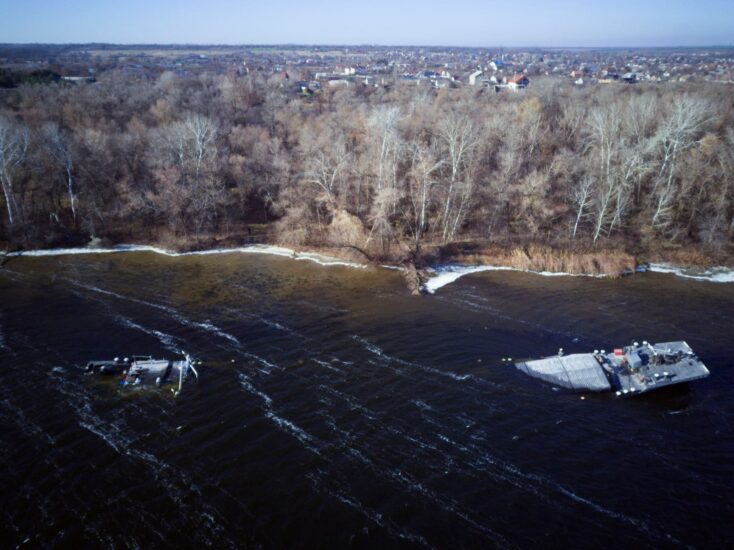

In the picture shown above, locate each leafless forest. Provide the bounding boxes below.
[1,72,733,264]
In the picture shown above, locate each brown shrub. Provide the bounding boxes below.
[435,243,636,276]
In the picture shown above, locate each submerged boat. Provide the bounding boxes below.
[515,341,709,396]
[86,354,198,393]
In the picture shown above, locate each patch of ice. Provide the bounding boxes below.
[10,243,367,270]
[648,263,734,283]
[422,264,605,294]
[423,265,513,293]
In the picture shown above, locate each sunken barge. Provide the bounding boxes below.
[515,341,709,396]
[86,354,198,394]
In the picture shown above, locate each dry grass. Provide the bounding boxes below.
[434,243,636,276]
[644,246,721,268]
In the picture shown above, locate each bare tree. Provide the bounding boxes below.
[650,95,711,229]
[436,111,479,241]
[570,176,594,238]
[403,140,444,248]
[485,145,520,237]
[303,136,351,205]
[155,114,223,234]
[43,123,78,221]
[584,103,641,241]
[559,97,587,147]
[607,150,643,235]
[366,105,401,193]
[365,187,401,255]
[0,116,29,226]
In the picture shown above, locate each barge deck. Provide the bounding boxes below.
[515,341,709,396]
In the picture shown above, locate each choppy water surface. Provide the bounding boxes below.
[1,251,732,548]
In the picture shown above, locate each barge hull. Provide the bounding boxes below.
[515,341,710,396]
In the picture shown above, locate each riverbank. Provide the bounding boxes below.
[4,235,734,294]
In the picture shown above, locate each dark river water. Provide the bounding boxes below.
[1,250,732,548]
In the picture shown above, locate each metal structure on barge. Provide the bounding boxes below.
[515,341,709,396]
[86,353,198,394]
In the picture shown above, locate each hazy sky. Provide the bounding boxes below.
[1,0,733,47]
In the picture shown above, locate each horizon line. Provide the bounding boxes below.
[1,42,734,51]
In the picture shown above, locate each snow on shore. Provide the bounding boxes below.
[422,262,734,293]
[422,266,512,293]
[647,263,734,283]
[421,264,589,293]
[6,244,367,269]
[7,245,733,286]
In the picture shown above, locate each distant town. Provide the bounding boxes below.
[2,43,734,92]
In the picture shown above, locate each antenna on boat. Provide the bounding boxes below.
[178,362,184,393]
[186,353,199,379]
[178,349,199,380]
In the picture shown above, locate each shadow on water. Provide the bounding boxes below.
[630,383,694,409]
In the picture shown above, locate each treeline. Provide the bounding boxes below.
[0,70,733,261]
[0,68,61,89]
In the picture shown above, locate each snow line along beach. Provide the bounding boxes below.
[5,244,734,290]
[421,263,734,293]
[6,244,367,270]
[647,263,734,283]
[421,265,604,294]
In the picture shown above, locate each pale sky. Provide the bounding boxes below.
[1,0,733,47]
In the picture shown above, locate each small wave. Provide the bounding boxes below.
[52,374,227,532]
[387,426,440,453]
[312,358,341,372]
[1,398,56,445]
[238,372,319,454]
[249,315,306,339]
[318,385,378,421]
[351,335,386,357]
[264,411,320,452]
[238,373,273,406]
[114,315,182,353]
[384,466,508,545]
[648,263,734,283]
[306,474,432,548]
[352,335,472,382]
[194,321,240,345]
[309,432,489,547]
[436,433,472,454]
[68,279,243,348]
[243,352,281,373]
[66,280,178,314]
